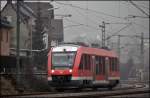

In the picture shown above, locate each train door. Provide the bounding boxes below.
[105,57,109,80]
[91,56,96,81]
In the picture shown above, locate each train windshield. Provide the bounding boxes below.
[52,52,75,68]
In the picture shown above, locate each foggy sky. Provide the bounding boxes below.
[1,1,149,63]
[52,1,149,63]
[52,1,149,41]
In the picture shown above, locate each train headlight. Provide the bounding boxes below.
[51,70,54,73]
[69,69,72,73]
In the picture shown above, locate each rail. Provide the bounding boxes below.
[1,88,149,98]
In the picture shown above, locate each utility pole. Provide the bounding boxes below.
[99,21,105,47]
[16,0,20,83]
[140,32,144,81]
[117,35,121,58]
[140,32,144,68]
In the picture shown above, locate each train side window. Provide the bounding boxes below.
[115,58,118,71]
[99,56,102,74]
[99,56,103,74]
[116,58,119,71]
[114,58,116,71]
[84,54,87,69]
[112,58,117,71]
[109,57,112,71]
[110,58,113,71]
[85,54,90,70]
[112,58,114,71]
[87,55,91,70]
[79,55,84,70]
[95,56,99,75]
[102,57,105,74]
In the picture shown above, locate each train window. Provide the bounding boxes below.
[109,58,111,71]
[115,58,118,71]
[95,56,99,75]
[79,54,92,70]
[112,58,114,71]
[112,58,115,71]
[116,58,119,71]
[102,57,105,74]
[86,55,91,70]
[88,55,91,70]
[79,55,84,70]
[85,54,88,70]
[112,58,118,71]
[114,58,116,71]
[99,56,102,74]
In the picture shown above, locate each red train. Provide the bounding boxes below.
[47,43,120,89]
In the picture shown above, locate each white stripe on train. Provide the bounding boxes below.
[47,76,120,81]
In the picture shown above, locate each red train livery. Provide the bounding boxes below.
[47,43,120,89]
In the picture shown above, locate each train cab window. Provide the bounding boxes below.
[52,52,76,69]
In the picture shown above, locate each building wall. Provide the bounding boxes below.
[1,3,30,49]
[0,28,11,56]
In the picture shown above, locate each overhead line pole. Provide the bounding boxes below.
[117,35,121,58]
[140,32,144,70]
[99,21,106,48]
[16,0,20,83]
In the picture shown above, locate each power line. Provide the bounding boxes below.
[105,23,132,40]
[132,22,149,30]
[129,0,149,17]
[55,1,126,20]
[135,1,150,10]
[72,7,100,25]
[127,15,149,19]
[64,18,100,31]
[64,24,84,28]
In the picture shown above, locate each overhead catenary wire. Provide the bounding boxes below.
[55,1,148,42]
[64,18,100,31]
[64,24,84,28]
[55,1,127,20]
[135,1,150,11]
[129,0,149,17]
[105,23,132,40]
[71,7,100,25]
[132,22,149,30]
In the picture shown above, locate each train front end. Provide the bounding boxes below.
[47,45,81,87]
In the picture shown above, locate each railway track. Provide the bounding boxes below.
[1,88,149,98]
[1,82,149,98]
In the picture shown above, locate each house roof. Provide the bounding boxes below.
[24,2,54,18]
[11,2,36,18]
[1,1,54,23]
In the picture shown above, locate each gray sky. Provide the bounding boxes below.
[1,0,149,63]
[52,1,149,63]
[51,1,149,42]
